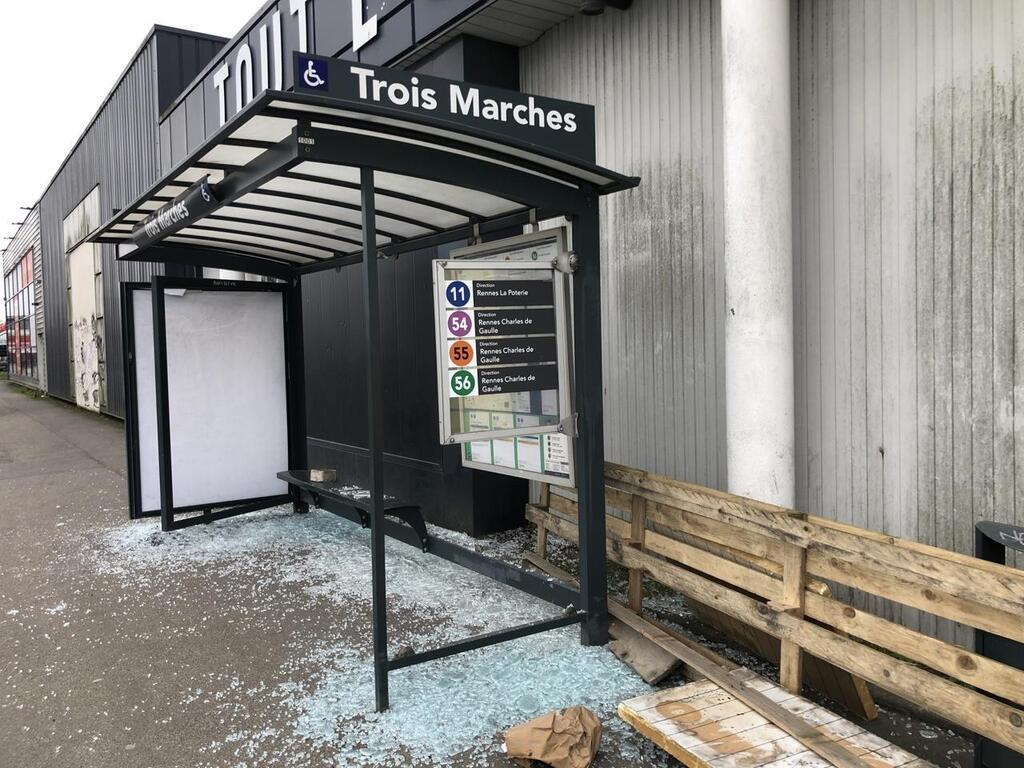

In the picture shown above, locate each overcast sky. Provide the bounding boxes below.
[0,1,254,259]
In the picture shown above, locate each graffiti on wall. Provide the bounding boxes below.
[72,313,103,411]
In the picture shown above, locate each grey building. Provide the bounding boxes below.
[2,204,43,390]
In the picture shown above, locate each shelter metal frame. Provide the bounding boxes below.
[92,83,638,712]
[121,282,159,520]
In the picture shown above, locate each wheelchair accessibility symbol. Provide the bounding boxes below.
[301,57,328,90]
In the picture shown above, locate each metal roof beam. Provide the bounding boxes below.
[122,243,294,280]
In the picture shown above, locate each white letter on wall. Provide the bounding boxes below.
[290,0,311,53]
[351,0,378,51]
[235,43,254,112]
[213,63,230,126]
[258,12,283,92]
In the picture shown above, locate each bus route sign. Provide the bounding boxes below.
[431,230,574,451]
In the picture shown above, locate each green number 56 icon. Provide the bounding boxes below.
[450,369,476,397]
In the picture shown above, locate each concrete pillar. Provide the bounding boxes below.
[721,0,795,506]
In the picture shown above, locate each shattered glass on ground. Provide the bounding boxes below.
[85,507,666,767]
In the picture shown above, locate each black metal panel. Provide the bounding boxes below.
[414,0,488,41]
[357,5,414,65]
[169,102,188,168]
[313,0,355,56]
[155,29,229,115]
[38,30,224,413]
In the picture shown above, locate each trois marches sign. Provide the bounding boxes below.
[130,177,220,249]
[293,53,596,162]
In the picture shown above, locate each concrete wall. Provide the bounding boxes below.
[521,0,727,490]
[523,0,1024,643]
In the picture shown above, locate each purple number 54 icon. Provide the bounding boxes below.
[447,310,473,337]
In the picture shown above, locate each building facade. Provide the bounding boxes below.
[2,204,44,389]
[13,1,1024,637]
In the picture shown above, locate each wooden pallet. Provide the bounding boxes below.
[619,678,933,768]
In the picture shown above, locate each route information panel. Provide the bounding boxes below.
[432,230,574,488]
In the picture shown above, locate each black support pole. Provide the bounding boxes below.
[572,201,609,646]
[286,275,309,513]
[361,168,389,712]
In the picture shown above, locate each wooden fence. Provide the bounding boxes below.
[526,462,1024,755]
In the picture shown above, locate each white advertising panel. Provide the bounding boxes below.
[132,289,161,513]
[161,288,289,508]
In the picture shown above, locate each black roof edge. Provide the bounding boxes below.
[93,89,639,241]
[36,24,229,208]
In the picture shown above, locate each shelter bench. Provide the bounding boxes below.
[278,470,430,552]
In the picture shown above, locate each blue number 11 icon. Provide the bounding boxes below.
[446,280,471,307]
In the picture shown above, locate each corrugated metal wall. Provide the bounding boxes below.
[792,0,1024,644]
[38,30,223,418]
[2,205,43,389]
[521,0,727,489]
[523,0,1024,643]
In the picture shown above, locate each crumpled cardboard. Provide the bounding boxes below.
[503,707,602,768]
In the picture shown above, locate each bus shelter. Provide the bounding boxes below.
[91,54,638,712]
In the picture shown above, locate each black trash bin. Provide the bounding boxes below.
[975,521,1024,768]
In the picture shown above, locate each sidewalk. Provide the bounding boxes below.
[0,382,666,767]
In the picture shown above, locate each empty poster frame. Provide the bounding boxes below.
[151,277,294,531]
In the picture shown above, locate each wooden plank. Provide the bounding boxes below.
[804,544,1024,644]
[618,544,1024,754]
[535,523,548,558]
[646,500,784,569]
[538,482,550,508]
[629,494,648,611]
[534,484,551,557]
[779,541,808,694]
[608,616,681,685]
